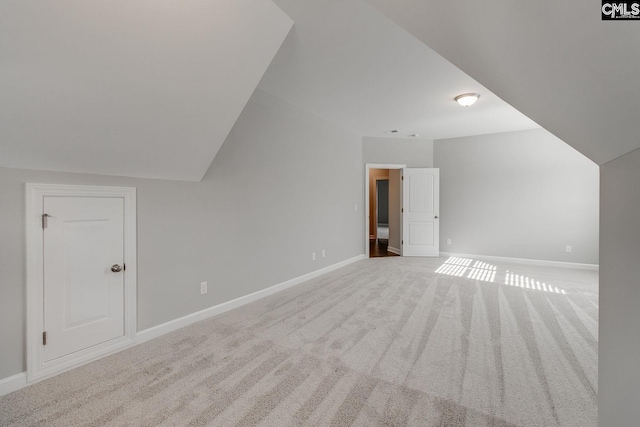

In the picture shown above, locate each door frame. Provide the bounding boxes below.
[25,184,137,382]
[364,163,405,257]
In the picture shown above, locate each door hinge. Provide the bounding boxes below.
[402,240,404,245]
[42,331,47,346]
[401,176,404,181]
[401,208,404,213]
[123,263,126,271]
[41,213,50,229]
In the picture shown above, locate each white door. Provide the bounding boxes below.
[402,168,440,257]
[43,196,126,362]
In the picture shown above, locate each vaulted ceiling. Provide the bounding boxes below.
[259,0,538,141]
[0,0,292,181]
[2,0,581,182]
[366,0,640,166]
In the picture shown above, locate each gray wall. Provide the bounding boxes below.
[599,147,640,425]
[0,89,363,380]
[363,137,433,167]
[434,128,599,264]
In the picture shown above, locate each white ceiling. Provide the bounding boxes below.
[0,0,292,181]
[1,0,549,181]
[259,0,539,140]
[366,0,640,165]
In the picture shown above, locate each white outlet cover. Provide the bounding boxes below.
[312,252,316,260]
[200,281,208,294]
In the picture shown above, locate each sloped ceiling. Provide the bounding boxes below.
[2,0,566,181]
[0,0,292,181]
[259,0,538,140]
[366,0,640,165]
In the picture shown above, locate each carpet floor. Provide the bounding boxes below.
[0,256,598,426]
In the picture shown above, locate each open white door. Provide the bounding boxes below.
[402,168,440,257]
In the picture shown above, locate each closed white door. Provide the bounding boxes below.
[402,168,440,257]
[43,196,125,362]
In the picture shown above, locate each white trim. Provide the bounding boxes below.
[0,372,27,396]
[387,246,401,255]
[137,254,367,343]
[25,184,137,383]
[2,253,365,396]
[365,163,405,258]
[440,252,599,270]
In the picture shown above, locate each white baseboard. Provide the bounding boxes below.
[0,254,367,397]
[136,254,367,343]
[440,252,599,270]
[388,246,401,255]
[0,372,27,396]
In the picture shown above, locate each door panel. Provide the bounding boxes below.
[43,196,125,362]
[403,168,440,257]
[409,173,433,213]
[409,222,434,245]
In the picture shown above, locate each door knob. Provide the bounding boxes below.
[111,264,123,273]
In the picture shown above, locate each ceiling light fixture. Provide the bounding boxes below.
[454,93,480,107]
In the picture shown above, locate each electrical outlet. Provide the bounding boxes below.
[322,249,326,258]
[200,281,208,294]
[354,204,358,211]
[565,245,572,253]
[447,238,452,245]
[312,252,316,261]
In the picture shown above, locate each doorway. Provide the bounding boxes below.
[366,164,405,258]
[365,164,440,258]
[26,184,137,382]
[371,175,396,257]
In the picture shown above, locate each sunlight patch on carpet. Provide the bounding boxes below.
[436,257,567,294]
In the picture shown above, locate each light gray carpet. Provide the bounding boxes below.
[0,257,598,426]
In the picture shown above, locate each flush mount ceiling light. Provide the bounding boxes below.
[454,93,480,107]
